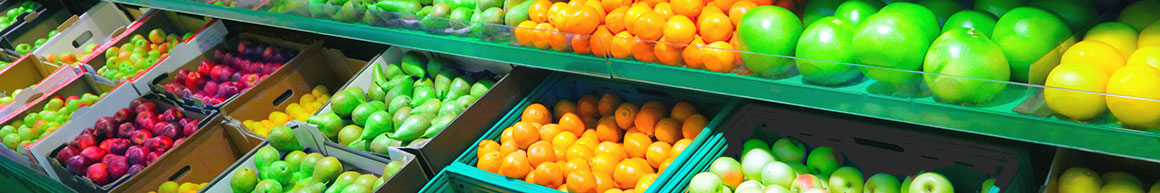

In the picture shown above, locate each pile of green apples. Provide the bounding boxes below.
[1057,167,1160,193]
[307,51,493,155]
[0,88,26,106]
[228,145,403,193]
[0,1,40,30]
[95,29,191,82]
[1,92,103,150]
[13,30,58,55]
[687,137,974,193]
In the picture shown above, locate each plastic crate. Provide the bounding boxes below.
[670,102,1035,193]
[422,72,741,193]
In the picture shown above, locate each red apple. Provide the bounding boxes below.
[125,146,149,165]
[791,174,827,192]
[105,155,128,180]
[203,81,220,96]
[198,61,215,75]
[113,109,135,124]
[129,99,147,112]
[80,146,107,163]
[87,163,110,185]
[74,133,98,150]
[117,123,136,138]
[66,155,89,175]
[135,102,156,114]
[126,164,145,176]
[184,71,204,89]
[159,109,183,122]
[94,117,118,139]
[129,130,152,145]
[56,146,80,164]
[159,123,182,139]
[146,151,161,164]
[173,69,190,84]
[107,139,130,155]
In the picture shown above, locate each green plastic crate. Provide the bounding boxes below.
[671,102,1035,193]
[421,72,741,193]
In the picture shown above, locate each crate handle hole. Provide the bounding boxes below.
[167,165,192,181]
[24,92,44,104]
[853,138,904,153]
[272,89,293,106]
[71,31,94,48]
[152,73,170,85]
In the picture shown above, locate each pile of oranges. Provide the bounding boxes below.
[475,93,710,193]
[511,0,802,73]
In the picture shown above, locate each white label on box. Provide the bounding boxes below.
[193,21,227,53]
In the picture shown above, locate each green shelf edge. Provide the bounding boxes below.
[104,0,1160,162]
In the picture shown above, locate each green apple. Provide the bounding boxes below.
[337,124,363,145]
[833,0,879,26]
[901,176,914,193]
[976,0,1026,18]
[759,161,796,188]
[879,3,940,41]
[992,7,1073,84]
[742,138,769,155]
[805,147,842,180]
[923,28,1011,104]
[690,172,724,193]
[737,6,803,78]
[942,10,997,37]
[791,174,826,192]
[796,16,858,86]
[710,157,744,189]
[14,44,31,54]
[254,179,283,193]
[2,134,19,149]
[917,0,962,25]
[865,173,902,193]
[313,157,343,183]
[800,0,844,26]
[158,181,179,193]
[736,180,764,192]
[771,137,806,164]
[1030,0,1095,31]
[787,162,810,177]
[44,98,63,111]
[853,8,934,85]
[829,166,864,193]
[908,172,952,193]
[764,185,791,193]
[230,167,260,193]
[741,148,776,181]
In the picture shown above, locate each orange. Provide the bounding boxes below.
[598,93,623,116]
[634,12,666,41]
[549,27,570,52]
[569,0,587,8]
[752,0,773,5]
[571,6,604,35]
[682,114,708,140]
[549,2,572,31]
[611,31,636,59]
[671,139,691,157]
[632,38,658,63]
[683,36,707,69]
[501,127,515,143]
[655,38,685,66]
[642,0,666,6]
[512,122,540,149]
[567,169,598,193]
[533,162,565,188]
[623,132,652,158]
[533,23,554,50]
[529,0,553,22]
[614,103,639,129]
[585,0,604,13]
[575,95,599,118]
[642,101,667,113]
[553,131,580,150]
[663,15,696,45]
[590,154,620,174]
[596,116,623,142]
[522,103,553,125]
[644,142,671,168]
[633,107,663,136]
[477,151,502,173]
[595,142,627,161]
[602,0,630,13]
[591,26,614,57]
[613,158,654,188]
[499,150,532,179]
[728,1,757,26]
[698,12,733,43]
[501,140,519,156]
[528,141,558,167]
[554,100,578,121]
[479,140,501,157]
[583,116,601,131]
[658,157,675,173]
[556,113,585,135]
[576,134,600,149]
[606,7,629,34]
[539,124,563,142]
[635,173,658,191]
[670,101,696,121]
[653,3,674,19]
[516,21,538,47]
[712,0,736,9]
[567,143,596,161]
[563,158,592,175]
[702,41,736,72]
[624,3,652,35]
[653,118,682,144]
[609,189,624,193]
[670,0,702,18]
[593,172,617,193]
[574,35,593,55]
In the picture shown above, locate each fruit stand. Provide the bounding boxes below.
[2,0,1160,193]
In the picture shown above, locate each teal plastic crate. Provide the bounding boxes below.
[672,102,1035,193]
[421,72,741,193]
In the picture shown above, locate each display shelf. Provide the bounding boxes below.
[106,0,611,78]
[100,0,1160,162]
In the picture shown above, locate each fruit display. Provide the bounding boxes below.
[94,29,190,82]
[150,181,207,193]
[1,93,103,150]
[305,50,494,154]
[471,92,710,193]
[0,88,24,106]
[50,98,200,186]
[1054,167,1159,193]
[0,1,41,30]
[160,38,297,105]
[686,137,959,193]
[226,145,403,193]
[242,85,331,137]
[13,30,59,55]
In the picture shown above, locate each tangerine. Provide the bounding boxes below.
[670,0,702,18]
[614,103,639,129]
[684,36,707,69]
[598,93,623,116]
[499,150,532,179]
[702,41,736,72]
[623,132,652,158]
[682,114,708,140]
[522,103,553,125]
[596,116,623,142]
[560,113,588,135]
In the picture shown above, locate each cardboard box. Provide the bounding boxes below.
[0,69,103,171]
[30,2,134,66]
[0,56,84,117]
[137,32,321,111]
[218,47,365,138]
[78,9,216,85]
[199,121,427,193]
[1042,148,1160,193]
[0,0,68,50]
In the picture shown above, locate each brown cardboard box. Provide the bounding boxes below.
[110,115,262,192]
[0,56,83,116]
[79,10,213,84]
